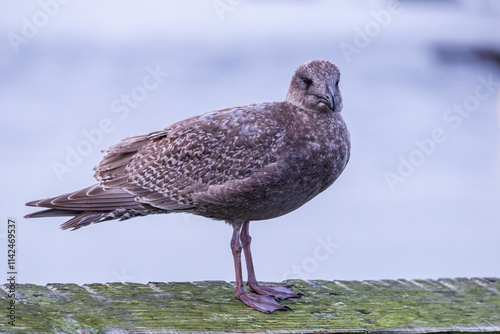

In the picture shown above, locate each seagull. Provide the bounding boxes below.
[25,60,351,313]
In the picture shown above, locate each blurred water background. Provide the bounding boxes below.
[1,0,499,285]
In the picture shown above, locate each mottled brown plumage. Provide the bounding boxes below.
[25,60,350,313]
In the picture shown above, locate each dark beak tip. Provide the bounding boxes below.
[317,94,335,111]
[328,92,335,111]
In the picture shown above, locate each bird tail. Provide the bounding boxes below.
[25,184,155,230]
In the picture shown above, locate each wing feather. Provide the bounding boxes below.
[123,104,285,209]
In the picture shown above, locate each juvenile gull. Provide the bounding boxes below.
[25,60,351,313]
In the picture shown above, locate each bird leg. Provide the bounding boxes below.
[230,222,287,313]
[240,221,302,301]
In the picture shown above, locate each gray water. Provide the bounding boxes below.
[1,0,499,285]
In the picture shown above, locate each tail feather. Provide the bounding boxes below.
[25,184,158,230]
[25,132,174,230]
[60,212,108,231]
[26,184,146,211]
[24,208,83,218]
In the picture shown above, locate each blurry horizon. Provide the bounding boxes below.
[1,0,499,285]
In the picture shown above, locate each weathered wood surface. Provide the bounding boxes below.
[1,278,500,333]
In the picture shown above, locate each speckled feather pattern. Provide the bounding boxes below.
[25,60,350,230]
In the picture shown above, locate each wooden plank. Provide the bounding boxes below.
[1,278,499,333]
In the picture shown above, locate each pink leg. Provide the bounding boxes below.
[240,221,302,301]
[230,222,288,313]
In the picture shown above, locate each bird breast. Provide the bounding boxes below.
[278,111,350,201]
[191,105,350,222]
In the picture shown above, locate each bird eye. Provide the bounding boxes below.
[300,76,312,86]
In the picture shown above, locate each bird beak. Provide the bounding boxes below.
[317,92,335,111]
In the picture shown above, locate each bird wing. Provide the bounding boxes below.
[94,103,285,210]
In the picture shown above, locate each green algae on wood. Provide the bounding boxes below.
[1,278,499,333]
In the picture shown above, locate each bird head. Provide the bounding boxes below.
[286,60,342,113]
